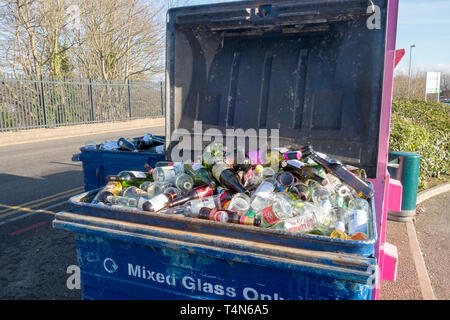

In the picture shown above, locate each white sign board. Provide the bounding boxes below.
[426,72,441,94]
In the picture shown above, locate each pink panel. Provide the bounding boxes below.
[370,0,400,300]
[387,179,403,212]
[381,242,399,282]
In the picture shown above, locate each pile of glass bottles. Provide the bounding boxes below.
[91,143,373,241]
[83,134,165,153]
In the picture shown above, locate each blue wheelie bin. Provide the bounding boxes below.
[53,0,399,300]
[73,135,166,191]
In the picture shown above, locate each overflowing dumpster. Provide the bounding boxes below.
[53,0,400,300]
[73,135,165,191]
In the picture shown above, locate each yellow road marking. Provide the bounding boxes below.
[0,204,34,213]
[0,188,83,220]
[0,186,83,215]
[0,124,163,148]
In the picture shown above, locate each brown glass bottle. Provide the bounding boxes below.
[168,185,215,208]
[198,208,261,226]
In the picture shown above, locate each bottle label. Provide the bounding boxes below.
[196,187,214,199]
[210,210,229,223]
[239,216,255,226]
[128,171,147,179]
[191,197,216,214]
[191,163,205,171]
[284,215,316,233]
[255,182,275,200]
[149,194,169,212]
[261,206,280,225]
[347,209,368,235]
[104,182,122,195]
[287,160,305,169]
[163,169,177,183]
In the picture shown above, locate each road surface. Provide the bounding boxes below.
[0,125,164,299]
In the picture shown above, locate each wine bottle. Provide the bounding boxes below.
[184,162,216,188]
[211,161,247,194]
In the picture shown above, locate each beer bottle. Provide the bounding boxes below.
[136,134,154,150]
[107,169,153,188]
[184,162,217,188]
[233,157,252,172]
[287,182,310,201]
[141,190,179,212]
[202,142,226,168]
[227,193,251,215]
[93,181,123,204]
[250,179,276,212]
[248,150,302,166]
[122,186,151,200]
[161,195,224,217]
[168,185,215,208]
[328,207,349,237]
[275,171,295,192]
[198,208,261,226]
[242,165,264,188]
[299,166,328,186]
[105,195,138,208]
[152,166,179,184]
[212,161,247,194]
[174,173,194,193]
[117,138,137,152]
[346,198,369,237]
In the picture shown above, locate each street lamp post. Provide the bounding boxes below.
[407,44,416,100]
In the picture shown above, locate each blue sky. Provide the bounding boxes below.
[395,0,450,75]
[182,0,450,75]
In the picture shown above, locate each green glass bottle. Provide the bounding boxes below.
[107,170,153,188]
[184,162,216,188]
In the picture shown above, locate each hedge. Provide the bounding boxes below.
[389,99,450,187]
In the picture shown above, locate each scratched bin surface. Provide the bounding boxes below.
[53,211,377,300]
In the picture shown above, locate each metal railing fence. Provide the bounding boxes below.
[0,73,165,132]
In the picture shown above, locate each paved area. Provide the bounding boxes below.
[0,120,448,300]
[381,191,449,300]
[414,192,450,300]
[0,122,165,299]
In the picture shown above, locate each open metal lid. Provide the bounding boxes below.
[165,0,388,178]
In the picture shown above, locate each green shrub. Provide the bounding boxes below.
[389,99,450,184]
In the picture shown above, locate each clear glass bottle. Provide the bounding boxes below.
[346,198,369,236]
[228,193,251,215]
[174,173,194,193]
[250,179,276,212]
[270,211,319,234]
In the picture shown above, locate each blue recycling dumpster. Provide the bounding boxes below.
[73,135,165,191]
[54,188,378,300]
[53,0,399,300]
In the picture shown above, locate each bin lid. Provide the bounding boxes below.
[165,0,389,178]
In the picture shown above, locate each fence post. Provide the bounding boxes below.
[160,81,164,116]
[127,79,132,119]
[88,78,95,122]
[39,75,47,127]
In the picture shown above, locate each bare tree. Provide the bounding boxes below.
[73,0,166,81]
[0,0,78,78]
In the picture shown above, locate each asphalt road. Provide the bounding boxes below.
[0,125,164,299]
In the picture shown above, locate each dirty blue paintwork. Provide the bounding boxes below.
[75,137,165,191]
[66,187,377,258]
[53,211,377,300]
